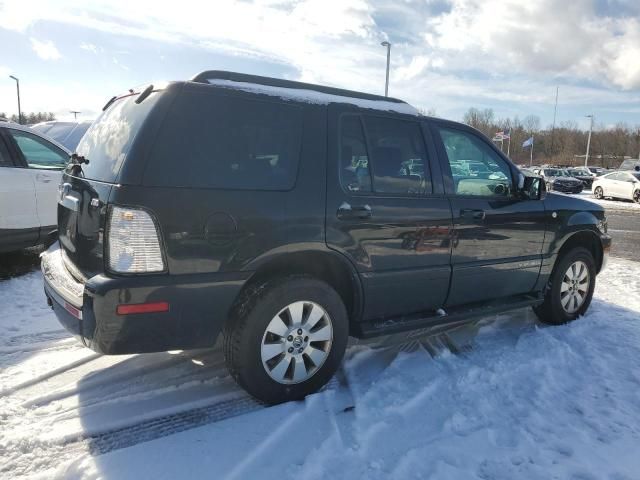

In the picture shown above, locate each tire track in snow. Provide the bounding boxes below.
[0,352,101,397]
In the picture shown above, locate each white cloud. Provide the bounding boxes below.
[30,38,62,60]
[2,0,639,121]
[80,42,98,54]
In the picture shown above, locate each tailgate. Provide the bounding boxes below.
[58,173,112,278]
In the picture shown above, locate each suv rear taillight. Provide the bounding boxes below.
[107,206,165,273]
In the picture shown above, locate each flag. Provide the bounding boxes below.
[522,137,534,148]
[494,129,510,141]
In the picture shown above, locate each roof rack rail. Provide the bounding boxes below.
[190,70,407,105]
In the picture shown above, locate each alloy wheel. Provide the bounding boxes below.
[560,260,590,314]
[594,187,603,199]
[260,301,333,384]
[634,190,640,203]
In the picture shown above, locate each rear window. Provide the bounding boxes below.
[144,91,303,190]
[72,93,160,182]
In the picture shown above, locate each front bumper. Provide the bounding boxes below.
[42,244,248,354]
[551,182,583,194]
[599,232,612,272]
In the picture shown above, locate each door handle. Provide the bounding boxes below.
[337,202,372,220]
[460,208,485,220]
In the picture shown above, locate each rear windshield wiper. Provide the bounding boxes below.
[102,96,117,112]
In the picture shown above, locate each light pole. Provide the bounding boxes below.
[70,110,81,120]
[585,114,594,167]
[381,41,391,97]
[9,75,21,124]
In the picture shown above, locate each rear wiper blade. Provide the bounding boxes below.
[102,95,117,111]
[135,84,154,104]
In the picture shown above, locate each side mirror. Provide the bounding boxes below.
[519,175,546,200]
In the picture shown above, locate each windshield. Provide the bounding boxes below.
[544,168,565,177]
[570,168,589,176]
[632,173,640,181]
[71,92,160,182]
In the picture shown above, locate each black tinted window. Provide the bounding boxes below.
[340,116,372,193]
[363,116,430,195]
[438,127,512,197]
[74,93,160,182]
[146,92,303,190]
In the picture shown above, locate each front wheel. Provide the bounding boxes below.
[633,189,640,203]
[533,247,596,325]
[594,186,604,199]
[223,276,348,405]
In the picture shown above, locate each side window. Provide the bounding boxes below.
[363,116,431,195]
[0,136,13,167]
[8,130,68,169]
[146,93,303,190]
[437,127,512,197]
[339,115,372,193]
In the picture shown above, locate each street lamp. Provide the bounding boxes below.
[9,75,21,124]
[70,110,81,120]
[585,114,594,167]
[381,41,391,97]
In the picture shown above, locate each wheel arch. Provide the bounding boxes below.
[555,229,604,274]
[231,248,364,330]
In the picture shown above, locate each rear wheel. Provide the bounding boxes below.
[594,186,603,199]
[223,276,348,404]
[533,247,596,325]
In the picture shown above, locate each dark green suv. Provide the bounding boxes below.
[42,71,611,404]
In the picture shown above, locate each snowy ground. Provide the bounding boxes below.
[1,257,640,479]
[574,190,640,212]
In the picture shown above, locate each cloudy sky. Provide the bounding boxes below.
[0,0,639,129]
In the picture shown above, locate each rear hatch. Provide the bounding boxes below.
[57,88,165,278]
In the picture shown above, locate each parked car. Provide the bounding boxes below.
[592,171,640,203]
[533,167,584,194]
[567,167,596,189]
[587,166,607,176]
[0,121,69,253]
[42,71,611,404]
[618,159,640,172]
[31,120,92,151]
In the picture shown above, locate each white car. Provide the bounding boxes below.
[592,170,640,203]
[0,122,70,252]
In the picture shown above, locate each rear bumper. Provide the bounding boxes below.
[42,244,248,354]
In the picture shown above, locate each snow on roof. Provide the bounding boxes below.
[207,79,420,116]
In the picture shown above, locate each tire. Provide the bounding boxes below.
[223,276,348,405]
[533,247,596,325]
[594,186,603,199]
[633,189,640,204]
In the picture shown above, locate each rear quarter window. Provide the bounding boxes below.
[144,90,303,190]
